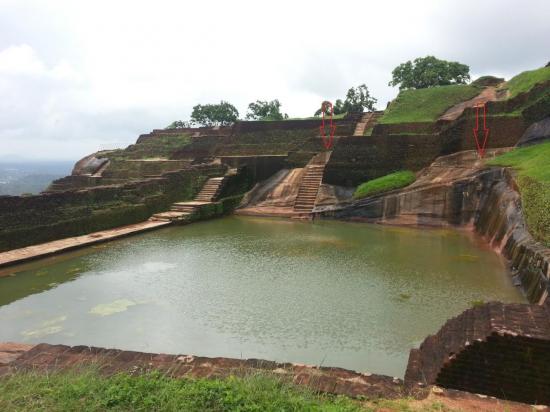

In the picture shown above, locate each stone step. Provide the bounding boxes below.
[170,206,194,212]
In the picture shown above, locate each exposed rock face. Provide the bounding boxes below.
[319,150,550,304]
[475,171,550,303]
[517,116,550,146]
[404,302,550,405]
[71,154,109,176]
[0,342,34,368]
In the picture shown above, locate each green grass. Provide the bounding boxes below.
[107,133,191,160]
[379,84,480,124]
[487,142,550,246]
[353,171,416,199]
[503,66,550,98]
[0,369,366,412]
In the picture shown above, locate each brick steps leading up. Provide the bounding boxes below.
[353,111,384,136]
[149,174,231,223]
[293,152,332,214]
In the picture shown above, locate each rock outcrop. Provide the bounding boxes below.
[517,116,550,146]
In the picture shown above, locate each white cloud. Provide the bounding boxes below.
[0,0,548,161]
[0,44,46,75]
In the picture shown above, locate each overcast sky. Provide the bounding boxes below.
[0,0,549,161]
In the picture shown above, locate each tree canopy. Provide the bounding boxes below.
[389,56,470,90]
[165,120,193,129]
[314,84,377,116]
[245,99,288,121]
[190,101,239,126]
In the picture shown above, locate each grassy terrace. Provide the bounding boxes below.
[379,84,480,124]
[353,171,416,199]
[503,66,550,98]
[0,369,457,412]
[488,141,550,246]
[106,133,191,160]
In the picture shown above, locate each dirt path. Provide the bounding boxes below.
[439,87,499,122]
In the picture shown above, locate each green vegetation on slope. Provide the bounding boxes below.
[503,66,550,98]
[379,84,480,124]
[487,142,550,246]
[354,171,416,199]
[0,369,365,412]
[107,133,191,160]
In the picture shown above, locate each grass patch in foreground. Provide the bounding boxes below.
[379,84,480,124]
[354,171,416,199]
[502,66,550,98]
[487,142,550,246]
[0,368,365,412]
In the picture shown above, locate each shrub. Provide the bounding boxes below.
[353,170,416,199]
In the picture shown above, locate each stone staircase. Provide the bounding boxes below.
[194,177,225,202]
[353,111,383,136]
[293,152,332,214]
[149,175,229,222]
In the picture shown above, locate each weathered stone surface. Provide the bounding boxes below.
[71,154,109,176]
[0,164,225,252]
[404,302,550,406]
[0,342,34,365]
[517,116,550,146]
[3,343,403,400]
[0,220,170,270]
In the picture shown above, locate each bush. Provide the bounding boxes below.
[353,170,416,199]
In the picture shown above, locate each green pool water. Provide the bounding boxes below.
[0,216,524,377]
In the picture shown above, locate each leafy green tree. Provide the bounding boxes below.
[342,84,377,112]
[314,85,377,116]
[190,101,239,126]
[245,99,289,120]
[389,56,470,90]
[165,120,192,129]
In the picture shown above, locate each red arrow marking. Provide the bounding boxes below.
[473,103,490,158]
[320,101,337,149]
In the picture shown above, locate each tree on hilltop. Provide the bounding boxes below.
[314,84,377,116]
[165,120,192,129]
[389,56,470,90]
[246,99,289,120]
[190,101,239,126]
